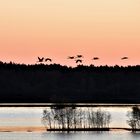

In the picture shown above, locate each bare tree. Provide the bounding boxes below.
[87,108,111,129]
[42,109,52,130]
[73,108,78,129]
[77,108,83,128]
[127,106,140,132]
[42,107,111,130]
[53,107,66,129]
[65,107,74,129]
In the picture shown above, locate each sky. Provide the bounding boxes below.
[0,0,140,66]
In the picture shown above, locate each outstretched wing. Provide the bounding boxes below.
[93,57,99,60]
[38,57,41,61]
[121,57,128,60]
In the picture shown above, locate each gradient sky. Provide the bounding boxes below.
[0,0,140,66]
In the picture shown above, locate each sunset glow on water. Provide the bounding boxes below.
[0,107,132,132]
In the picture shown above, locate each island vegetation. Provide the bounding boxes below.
[127,106,140,132]
[41,106,140,132]
[42,107,111,131]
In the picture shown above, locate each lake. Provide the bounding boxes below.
[0,106,137,139]
[0,131,140,140]
[0,106,131,128]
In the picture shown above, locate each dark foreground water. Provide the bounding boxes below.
[1,132,140,140]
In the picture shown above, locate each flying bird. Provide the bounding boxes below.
[37,57,44,62]
[45,58,52,62]
[76,59,83,63]
[67,56,75,59]
[77,55,83,58]
[92,57,99,60]
[121,57,128,60]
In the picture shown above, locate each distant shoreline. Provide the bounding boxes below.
[0,126,46,132]
[0,103,139,107]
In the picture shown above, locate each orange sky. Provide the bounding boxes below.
[0,0,140,66]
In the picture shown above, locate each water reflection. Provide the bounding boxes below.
[0,130,139,140]
[41,132,133,140]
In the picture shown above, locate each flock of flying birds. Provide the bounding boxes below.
[37,55,129,64]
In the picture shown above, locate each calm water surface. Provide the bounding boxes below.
[0,106,139,139]
[0,132,140,140]
[0,107,131,127]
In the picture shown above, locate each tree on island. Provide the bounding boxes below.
[42,107,111,131]
[127,106,140,132]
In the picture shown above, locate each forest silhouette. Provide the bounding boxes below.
[0,61,140,103]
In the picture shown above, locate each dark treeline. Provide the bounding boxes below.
[42,107,111,131]
[1,61,140,103]
[2,61,140,72]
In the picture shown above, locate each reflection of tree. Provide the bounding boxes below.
[127,106,140,132]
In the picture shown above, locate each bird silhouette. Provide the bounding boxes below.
[76,59,83,63]
[77,55,83,58]
[37,57,44,62]
[45,58,52,62]
[92,57,99,60]
[121,57,128,60]
[67,56,75,59]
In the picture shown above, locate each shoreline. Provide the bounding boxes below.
[0,103,140,107]
[0,127,136,132]
[0,126,46,132]
[47,128,133,132]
